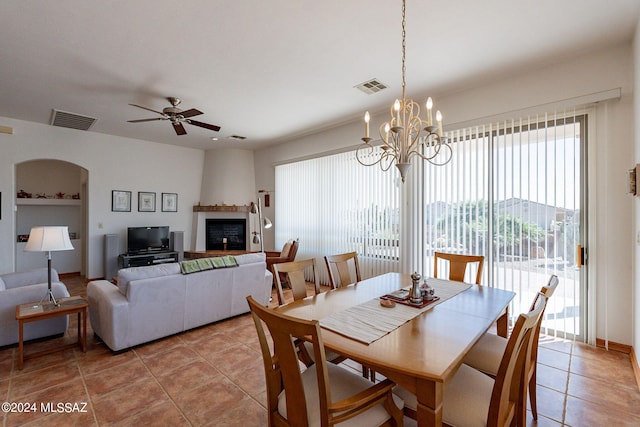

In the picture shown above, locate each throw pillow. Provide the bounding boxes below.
[280,240,293,258]
[196,258,214,271]
[210,257,226,268]
[0,277,5,291]
[222,255,238,267]
[180,259,201,275]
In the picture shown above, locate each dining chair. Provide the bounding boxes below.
[266,238,299,285]
[462,274,559,421]
[273,258,345,368]
[324,251,361,289]
[273,258,320,306]
[246,296,405,426]
[324,251,376,381]
[394,292,547,427]
[433,251,484,285]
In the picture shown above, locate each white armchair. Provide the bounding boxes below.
[0,268,70,346]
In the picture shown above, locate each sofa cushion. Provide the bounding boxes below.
[118,263,181,295]
[235,252,266,265]
[0,277,5,291]
[1,268,59,289]
[180,260,201,275]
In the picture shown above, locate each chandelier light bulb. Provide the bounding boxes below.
[364,111,370,139]
[436,110,443,136]
[393,99,401,124]
[426,97,433,126]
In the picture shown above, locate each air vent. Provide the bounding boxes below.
[228,135,247,140]
[355,78,388,95]
[50,109,97,131]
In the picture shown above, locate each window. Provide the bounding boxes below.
[275,150,400,283]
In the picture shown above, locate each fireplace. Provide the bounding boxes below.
[206,219,247,250]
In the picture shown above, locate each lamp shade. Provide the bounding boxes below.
[263,217,273,229]
[24,226,74,252]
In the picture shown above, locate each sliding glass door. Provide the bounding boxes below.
[419,112,587,340]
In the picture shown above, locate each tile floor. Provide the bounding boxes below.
[1,275,639,426]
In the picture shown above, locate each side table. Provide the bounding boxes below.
[15,296,88,370]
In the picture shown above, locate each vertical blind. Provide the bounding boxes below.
[416,110,585,340]
[275,149,400,284]
[275,109,585,340]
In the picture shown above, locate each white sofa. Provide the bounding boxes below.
[87,253,273,351]
[0,268,70,347]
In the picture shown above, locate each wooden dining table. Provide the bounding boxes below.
[273,272,515,427]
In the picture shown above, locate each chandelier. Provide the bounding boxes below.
[356,0,452,183]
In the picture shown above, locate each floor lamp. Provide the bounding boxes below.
[250,198,272,253]
[24,226,74,306]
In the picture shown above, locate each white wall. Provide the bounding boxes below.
[633,17,640,362]
[0,118,204,279]
[200,148,256,205]
[255,43,636,344]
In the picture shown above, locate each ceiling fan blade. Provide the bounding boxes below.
[129,103,165,115]
[179,108,203,118]
[186,119,221,132]
[127,118,165,123]
[172,122,187,135]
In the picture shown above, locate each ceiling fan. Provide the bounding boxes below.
[128,97,221,136]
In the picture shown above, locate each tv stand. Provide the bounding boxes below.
[118,251,179,268]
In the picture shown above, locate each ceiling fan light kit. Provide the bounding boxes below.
[128,97,221,136]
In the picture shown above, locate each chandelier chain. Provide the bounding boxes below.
[401,0,406,101]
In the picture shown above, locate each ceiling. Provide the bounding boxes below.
[1,1,639,151]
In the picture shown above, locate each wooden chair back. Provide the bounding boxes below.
[488,293,546,427]
[246,296,403,426]
[526,274,558,420]
[528,275,559,362]
[247,295,329,426]
[434,251,484,285]
[273,258,320,306]
[266,239,300,285]
[324,252,361,289]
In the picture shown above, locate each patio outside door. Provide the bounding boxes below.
[420,111,587,341]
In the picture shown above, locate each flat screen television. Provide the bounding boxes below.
[127,226,170,255]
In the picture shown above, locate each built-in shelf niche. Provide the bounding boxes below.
[15,159,86,274]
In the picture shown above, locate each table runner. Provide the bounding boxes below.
[319,278,472,344]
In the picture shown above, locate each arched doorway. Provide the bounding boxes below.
[15,159,88,276]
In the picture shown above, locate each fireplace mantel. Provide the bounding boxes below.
[193,205,251,213]
[192,205,256,252]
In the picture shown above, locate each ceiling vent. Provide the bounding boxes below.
[228,135,247,140]
[355,78,388,95]
[50,109,97,131]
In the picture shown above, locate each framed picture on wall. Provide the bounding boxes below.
[161,193,178,212]
[112,190,131,212]
[138,191,156,212]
